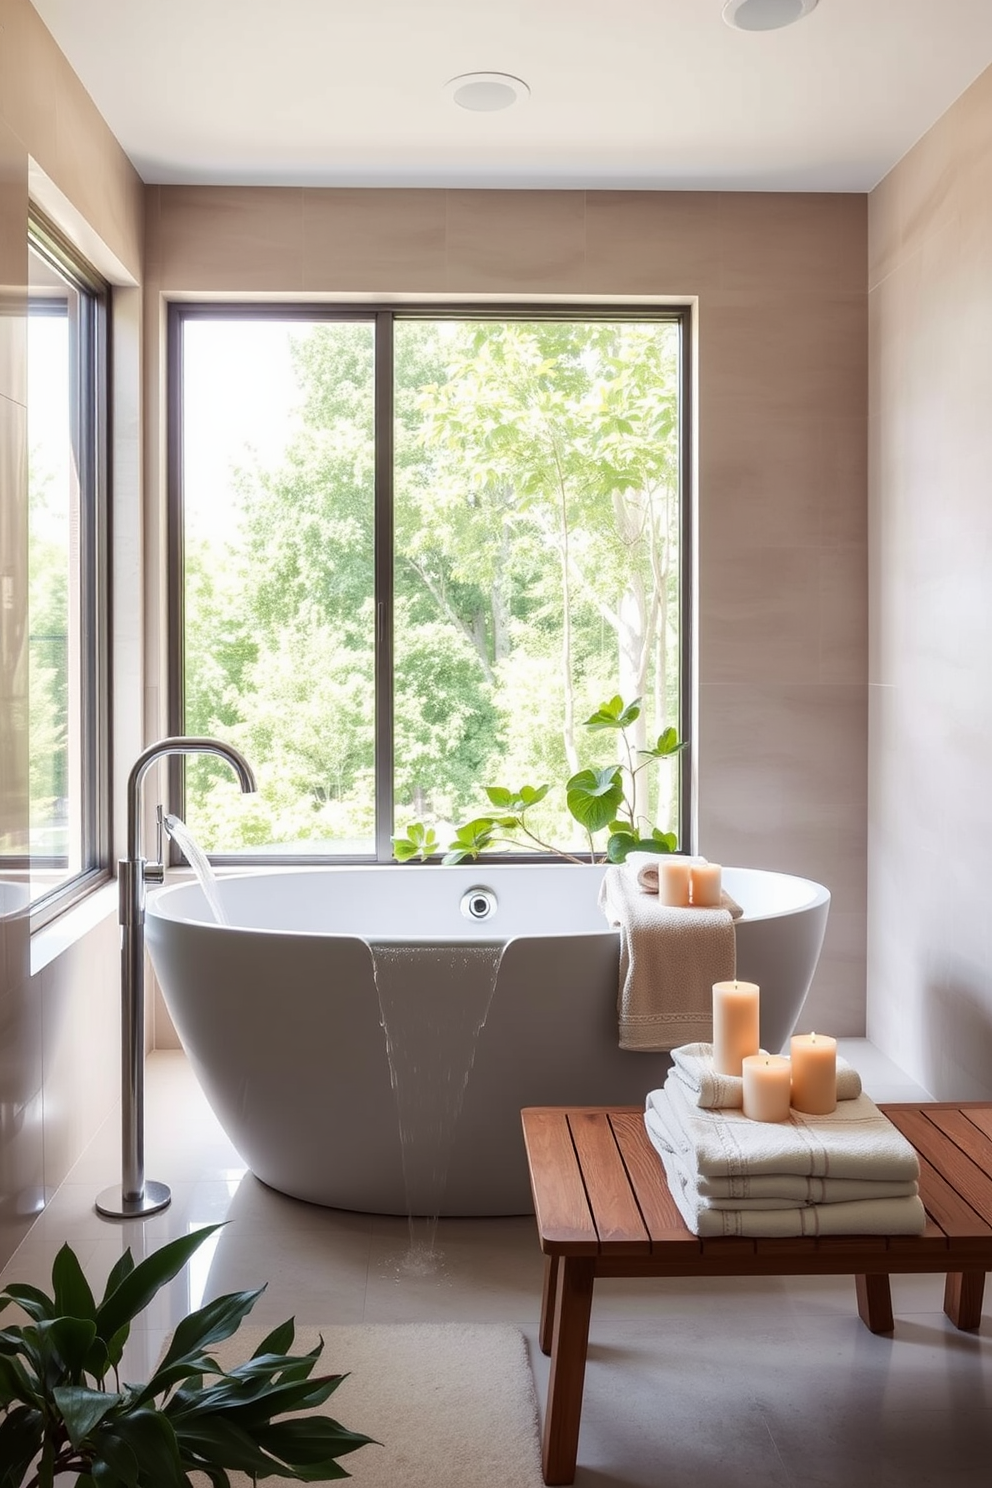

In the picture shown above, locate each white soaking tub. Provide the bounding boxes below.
[146,862,829,1216]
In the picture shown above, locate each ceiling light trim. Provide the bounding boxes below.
[723,0,818,32]
[444,72,531,112]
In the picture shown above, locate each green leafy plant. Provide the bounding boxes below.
[0,1223,374,1487]
[392,694,686,866]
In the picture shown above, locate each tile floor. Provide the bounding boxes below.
[3,1042,991,1487]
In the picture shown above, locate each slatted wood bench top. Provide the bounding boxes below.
[521,1102,992,1485]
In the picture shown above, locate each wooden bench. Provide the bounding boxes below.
[521,1102,992,1486]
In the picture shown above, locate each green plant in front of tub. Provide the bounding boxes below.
[0,1223,375,1487]
[392,694,686,866]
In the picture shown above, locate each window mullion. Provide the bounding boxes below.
[373,311,395,861]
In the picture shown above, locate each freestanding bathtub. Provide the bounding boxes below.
[146,863,829,1216]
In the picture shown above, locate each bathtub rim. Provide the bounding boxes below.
[146,861,830,938]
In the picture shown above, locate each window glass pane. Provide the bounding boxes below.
[181,318,377,853]
[392,318,682,857]
[26,244,84,902]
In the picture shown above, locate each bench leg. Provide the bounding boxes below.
[855,1273,894,1334]
[542,1256,595,1487]
[540,1255,559,1356]
[944,1270,986,1331]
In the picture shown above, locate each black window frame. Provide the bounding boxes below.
[25,214,112,929]
[167,301,693,863]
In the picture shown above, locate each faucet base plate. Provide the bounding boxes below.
[95,1180,172,1219]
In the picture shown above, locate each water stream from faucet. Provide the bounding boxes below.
[370,941,504,1276]
[161,814,229,926]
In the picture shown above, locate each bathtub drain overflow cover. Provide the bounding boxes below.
[461,886,497,921]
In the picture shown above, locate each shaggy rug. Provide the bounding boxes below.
[198,1321,545,1487]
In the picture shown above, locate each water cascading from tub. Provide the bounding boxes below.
[370,941,505,1276]
[160,814,229,926]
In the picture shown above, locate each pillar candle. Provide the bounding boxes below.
[657,859,692,907]
[742,1054,793,1123]
[712,980,760,1076]
[790,1032,837,1115]
[690,863,723,907]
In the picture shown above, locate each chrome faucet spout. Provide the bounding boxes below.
[126,735,257,861]
[97,736,257,1221]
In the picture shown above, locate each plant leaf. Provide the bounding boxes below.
[0,1404,45,1488]
[152,1288,266,1385]
[38,1316,98,1381]
[1,1283,55,1323]
[639,726,685,759]
[565,767,624,833]
[52,1243,97,1324]
[99,1249,135,1308]
[96,1224,226,1344]
[108,1408,187,1488]
[0,1350,41,1408]
[53,1384,123,1449]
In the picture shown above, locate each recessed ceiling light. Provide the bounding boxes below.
[444,72,530,112]
[723,0,818,31]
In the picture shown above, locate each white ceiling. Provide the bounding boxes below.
[31,0,992,191]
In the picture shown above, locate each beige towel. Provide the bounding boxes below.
[599,865,737,1051]
[645,1115,926,1237]
[670,1041,863,1109]
[646,1075,921,1183]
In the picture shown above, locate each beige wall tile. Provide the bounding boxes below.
[0,0,58,171]
[701,289,867,423]
[583,190,723,295]
[869,62,992,1097]
[701,409,823,554]
[302,189,447,293]
[0,973,43,1264]
[819,547,868,685]
[0,117,26,406]
[445,190,586,294]
[153,187,305,293]
[700,548,821,685]
[720,192,867,297]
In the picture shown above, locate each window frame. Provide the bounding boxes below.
[26,214,112,929]
[167,301,693,863]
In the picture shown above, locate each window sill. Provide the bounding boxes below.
[30,879,118,977]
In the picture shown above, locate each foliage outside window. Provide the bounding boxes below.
[173,309,688,860]
[14,225,109,917]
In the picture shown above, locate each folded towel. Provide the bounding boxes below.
[670,1041,863,1109]
[645,1118,926,1236]
[645,1106,919,1205]
[646,1076,921,1183]
[599,865,736,1051]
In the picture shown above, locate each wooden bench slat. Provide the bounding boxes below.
[567,1112,651,1253]
[521,1109,599,1254]
[924,1109,992,1224]
[608,1112,702,1256]
[887,1109,992,1237]
[961,1107,992,1145]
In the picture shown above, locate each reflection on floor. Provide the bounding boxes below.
[3,1045,990,1488]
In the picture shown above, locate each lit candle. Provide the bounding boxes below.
[742,1053,793,1122]
[657,860,692,907]
[712,980,760,1076]
[790,1031,838,1115]
[690,863,723,907]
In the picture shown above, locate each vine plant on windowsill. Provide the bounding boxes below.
[392,695,686,866]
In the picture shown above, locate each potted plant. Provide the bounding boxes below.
[0,1223,374,1486]
[392,694,686,865]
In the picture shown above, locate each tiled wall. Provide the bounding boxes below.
[867,62,992,1098]
[0,0,143,1267]
[144,186,869,1041]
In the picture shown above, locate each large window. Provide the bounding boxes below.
[21,222,109,915]
[170,307,689,861]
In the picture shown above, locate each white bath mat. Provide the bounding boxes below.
[194,1321,545,1487]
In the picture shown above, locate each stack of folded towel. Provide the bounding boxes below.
[645,1044,926,1237]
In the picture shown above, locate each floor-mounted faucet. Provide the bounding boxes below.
[96,736,257,1219]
